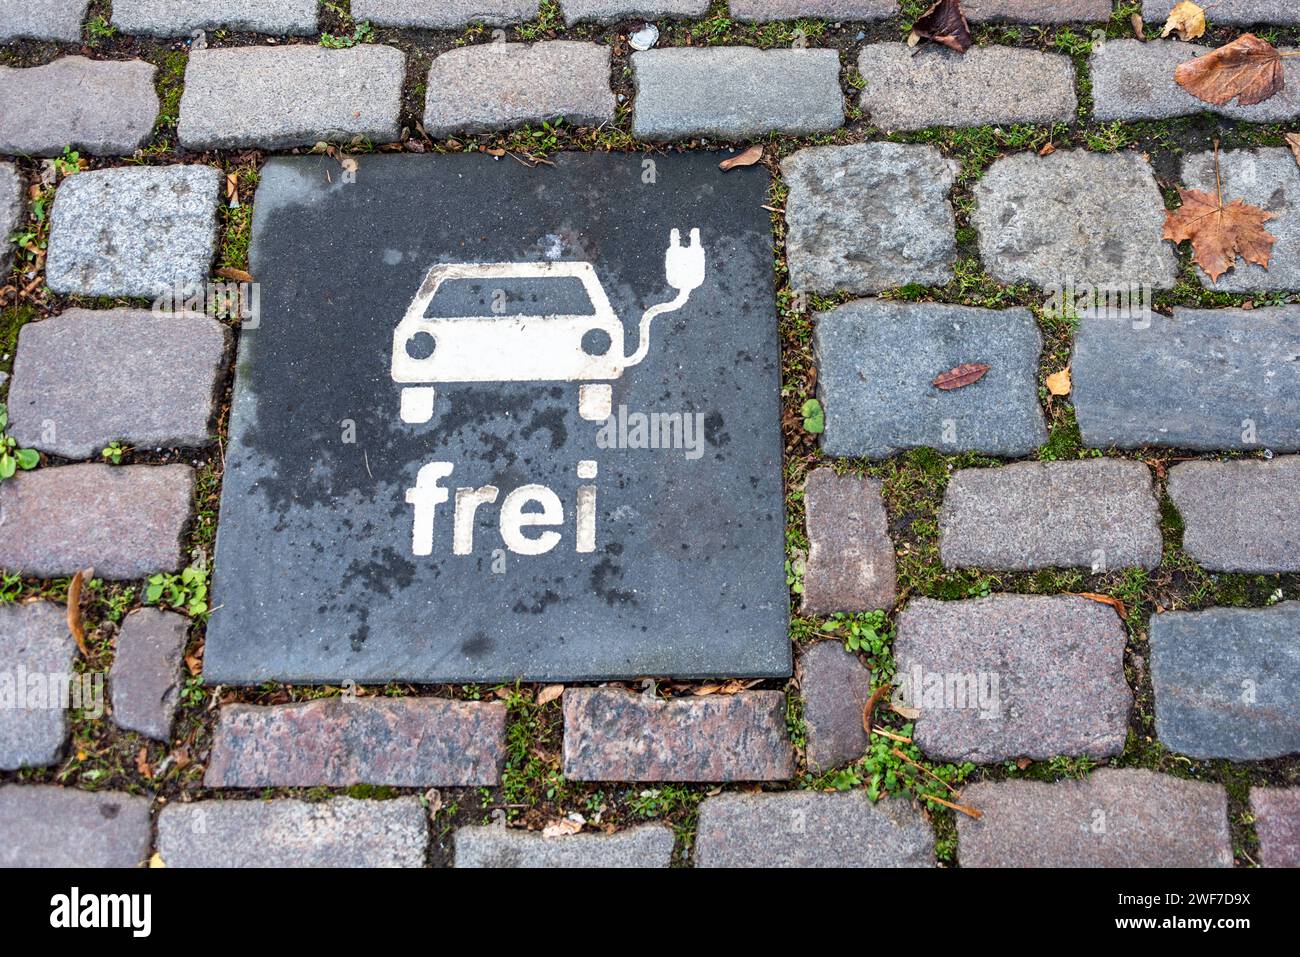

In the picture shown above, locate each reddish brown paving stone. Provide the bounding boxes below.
[0,464,194,580]
[204,697,508,787]
[957,770,1233,868]
[7,308,230,460]
[799,641,871,773]
[801,467,897,615]
[894,595,1132,763]
[562,687,795,781]
[1251,788,1300,868]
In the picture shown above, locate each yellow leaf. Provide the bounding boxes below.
[148,853,166,868]
[1161,1,1206,41]
[536,684,564,706]
[1046,367,1071,396]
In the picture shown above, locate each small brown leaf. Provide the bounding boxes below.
[1038,142,1057,157]
[66,567,92,656]
[1046,367,1072,396]
[1286,132,1300,168]
[720,145,763,171]
[216,266,255,284]
[933,363,990,390]
[862,683,893,734]
[911,0,972,54]
[1175,33,1287,108]
[1160,1,1206,42]
[1015,756,1032,770]
[1070,592,1129,621]
[484,147,506,157]
[1131,13,1146,41]
[135,746,153,779]
[536,684,564,706]
[225,172,239,201]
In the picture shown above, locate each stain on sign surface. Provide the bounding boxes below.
[205,153,789,683]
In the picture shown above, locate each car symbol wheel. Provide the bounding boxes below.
[406,331,437,360]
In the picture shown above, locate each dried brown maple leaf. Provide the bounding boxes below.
[909,0,972,54]
[1175,33,1291,107]
[1160,1,1206,42]
[1164,147,1276,282]
[933,363,989,390]
[1286,132,1300,168]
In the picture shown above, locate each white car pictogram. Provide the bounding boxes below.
[392,229,706,424]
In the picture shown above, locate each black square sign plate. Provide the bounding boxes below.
[204,153,789,684]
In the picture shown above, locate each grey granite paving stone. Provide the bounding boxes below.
[798,641,872,772]
[0,163,21,274]
[1168,457,1300,573]
[424,42,615,137]
[958,770,1233,868]
[0,465,194,580]
[562,1,709,22]
[455,823,674,867]
[45,165,221,299]
[939,460,1164,571]
[563,688,795,781]
[973,149,1179,290]
[1150,603,1300,761]
[1072,306,1300,452]
[814,299,1047,459]
[351,0,540,26]
[0,0,88,42]
[112,0,319,36]
[894,595,1132,763]
[1250,788,1300,868]
[1142,0,1300,26]
[0,603,76,771]
[801,467,897,615]
[178,45,405,150]
[0,786,152,867]
[0,58,159,157]
[7,309,230,460]
[1092,40,1300,123]
[109,608,189,742]
[632,47,844,139]
[1181,148,1300,292]
[962,0,1113,20]
[157,798,428,867]
[728,0,896,19]
[858,44,1078,132]
[783,142,958,293]
[694,791,935,868]
[204,697,508,787]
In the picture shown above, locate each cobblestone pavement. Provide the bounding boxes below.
[0,1,1297,869]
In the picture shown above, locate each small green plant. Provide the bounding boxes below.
[800,398,824,433]
[0,404,40,480]
[101,441,127,465]
[53,147,83,179]
[0,571,23,603]
[85,16,117,44]
[321,20,374,48]
[144,562,210,618]
[821,610,891,658]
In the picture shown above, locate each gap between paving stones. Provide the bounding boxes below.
[2,3,1299,868]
